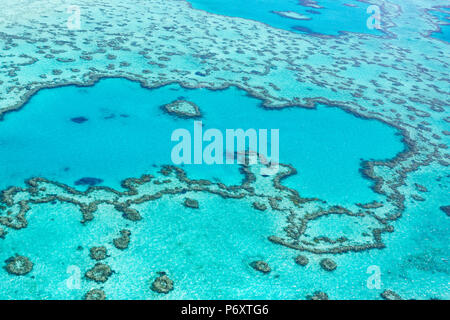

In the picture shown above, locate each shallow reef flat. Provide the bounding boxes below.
[0,0,449,299]
[0,155,447,299]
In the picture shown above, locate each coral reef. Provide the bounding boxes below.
[4,255,33,276]
[113,230,132,250]
[252,202,267,211]
[84,289,106,300]
[0,0,446,264]
[307,291,329,300]
[85,263,113,283]
[89,247,108,261]
[319,258,337,271]
[250,260,271,274]
[439,206,450,216]
[151,273,174,294]
[162,100,201,118]
[0,156,414,255]
[294,255,309,267]
[380,289,402,300]
[0,0,448,300]
[184,198,199,209]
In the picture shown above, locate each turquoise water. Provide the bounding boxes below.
[0,78,447,300]
[0,0,448,301]
[0,78,415,300]
[187,0,383,36]
[1,181,448,299]
[428,8,450,42]
[0,78,402,205]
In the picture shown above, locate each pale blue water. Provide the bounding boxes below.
[187,0,383,36]
[0,78,402,205]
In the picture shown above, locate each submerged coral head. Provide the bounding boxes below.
[75,177,104,186]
